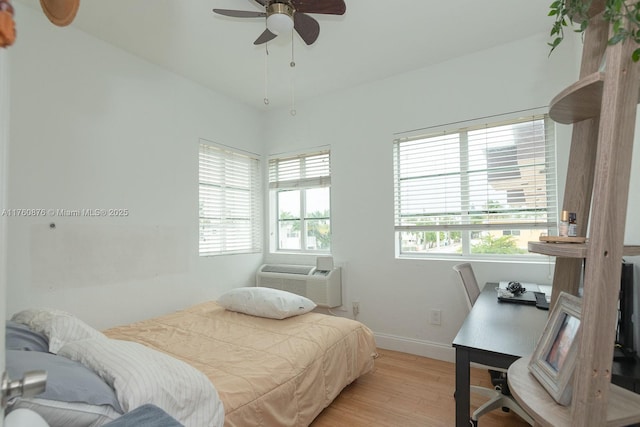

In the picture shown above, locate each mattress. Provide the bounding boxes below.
[104,301,377,426]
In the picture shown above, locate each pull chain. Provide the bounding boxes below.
[263,43,270,106]
[290,31,296,116]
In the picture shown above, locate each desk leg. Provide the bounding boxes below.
[455,348,471,427]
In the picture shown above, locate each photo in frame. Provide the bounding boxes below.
[528,291,582,406]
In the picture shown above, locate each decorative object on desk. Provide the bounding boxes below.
[496,281,544,305]
[506,281,526,296]
[539,235,586,243]
[496,287,515,299]
[528,291,582,406]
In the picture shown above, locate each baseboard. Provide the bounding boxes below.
[373,332,455,363]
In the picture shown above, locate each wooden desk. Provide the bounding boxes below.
[452,284,548,427]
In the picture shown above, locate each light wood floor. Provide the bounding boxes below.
[311,348,530,427]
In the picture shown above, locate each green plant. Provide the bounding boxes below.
[549,0,640,61]
[471,234,527,255]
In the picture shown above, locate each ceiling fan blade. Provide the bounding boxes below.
[252,0,267,5]
[291,0,345,15]
[254,29,278,45]
[212,9,266,18]
[294,13,320,45]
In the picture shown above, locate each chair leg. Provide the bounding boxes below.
[472,393,504,421]
[471,393,535,426]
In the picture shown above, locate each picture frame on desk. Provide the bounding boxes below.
[528,291,582,406]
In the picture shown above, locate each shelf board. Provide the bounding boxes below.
[549,72,605,124]
[528,241,640,258]
[508,356,640,427]
[539,236,586,244]
[549,71,640,124]
[528,241,587,257]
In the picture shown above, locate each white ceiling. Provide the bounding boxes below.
[17,0,554,109]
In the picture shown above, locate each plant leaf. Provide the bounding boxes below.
[609,32,627,45]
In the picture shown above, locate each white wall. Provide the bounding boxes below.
[1,46,9,424]
[263,33,597,361]
[6,4,264,329]
[7,5,640,363]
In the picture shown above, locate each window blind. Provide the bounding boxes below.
[393,115,557,234]
[269,150,331,189]
[199,142,262,256]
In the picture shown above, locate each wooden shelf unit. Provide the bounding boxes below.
[528,242,640,258]
[509,3,640,426]
[509,357,640,427]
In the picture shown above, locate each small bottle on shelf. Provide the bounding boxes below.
[559,210,569,237]
[568,212,577,237]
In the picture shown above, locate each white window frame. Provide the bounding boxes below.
[393,113,557,260]
[268,149,332,254]
[199,140,262,256]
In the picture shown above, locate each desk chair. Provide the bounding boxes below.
[453,263,534,426]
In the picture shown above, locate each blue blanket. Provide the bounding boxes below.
[104,404,183,427]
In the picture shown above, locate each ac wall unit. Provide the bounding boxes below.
[256,264,342,308]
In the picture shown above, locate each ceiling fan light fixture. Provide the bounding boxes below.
[266,3,294,35]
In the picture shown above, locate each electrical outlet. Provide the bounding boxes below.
[352,301,360,318]
[429,309,442,326]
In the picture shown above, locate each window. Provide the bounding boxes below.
[269,150,331,252]
[199,141,262,256]
[393,115,557,258]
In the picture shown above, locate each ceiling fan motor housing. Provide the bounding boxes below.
[266,1,294,35]
[267,2,294,19]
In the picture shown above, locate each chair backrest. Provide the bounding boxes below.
[453,263,481,311]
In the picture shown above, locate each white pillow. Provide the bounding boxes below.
[11,308,105,354]
[58,339,224,427]
[9,399,120,427]
[217,287,317,319]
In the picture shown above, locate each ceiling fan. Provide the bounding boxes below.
[213,0,346,46]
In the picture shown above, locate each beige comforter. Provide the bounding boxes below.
[104,301,377,426]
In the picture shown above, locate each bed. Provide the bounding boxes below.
[6,287,377,427]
